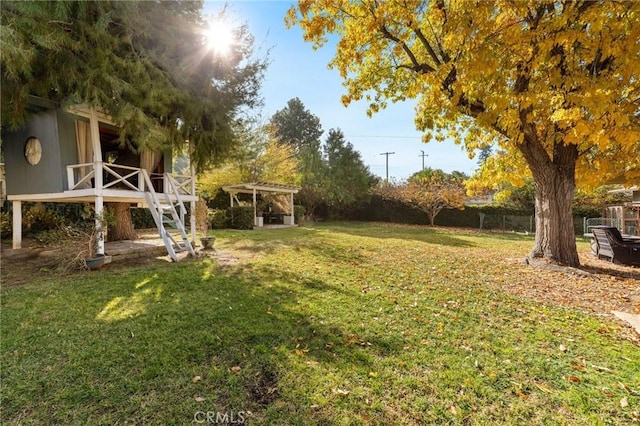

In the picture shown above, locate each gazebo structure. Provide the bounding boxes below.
[222,182,300,227]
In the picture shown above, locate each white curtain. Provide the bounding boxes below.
[140,150,162,174]
[75,120,94,188]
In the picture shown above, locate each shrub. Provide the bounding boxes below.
[131,208,156,229]
[227,206,254,230]
[294,205,305,225]
[1,211,11,239]
[210,209,229,229]
[24,203,64,234]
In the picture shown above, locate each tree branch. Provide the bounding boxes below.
[380,24,435,74]
[412,26,442,66]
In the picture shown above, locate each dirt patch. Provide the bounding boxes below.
[246,369,280,407]
[0,235,258,287]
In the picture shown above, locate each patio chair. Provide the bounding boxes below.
[591,226,640,266]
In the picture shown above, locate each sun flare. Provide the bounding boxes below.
[205,21,234,56]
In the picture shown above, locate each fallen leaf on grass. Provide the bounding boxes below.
[621,397,629,408]
[195,396,205,402]
[591,365,615,374]
[534,382,554,393]
[618,381,638,395]
[333,388,350,396]
[559,344,567,352]
[231,366,241,372]
[192,375,202,383]
[566,375,581,383]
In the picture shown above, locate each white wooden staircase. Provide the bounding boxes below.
[142,171,195,261]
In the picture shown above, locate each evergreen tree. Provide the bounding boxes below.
[324,128,378,216]
[1,0,266,171]
[2,1,266,240]
[269,98,326,219]
[269,97,323,155]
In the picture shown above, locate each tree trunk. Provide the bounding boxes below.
[428,211,436,226]
[527,154,579,267]
[107,202,137,241]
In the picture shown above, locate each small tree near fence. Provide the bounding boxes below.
[374,169,466,226]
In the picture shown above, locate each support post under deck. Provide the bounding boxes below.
[12,200,21,249]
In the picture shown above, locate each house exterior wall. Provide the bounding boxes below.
[4,98,177,197]
[4,109,65,195]
[57,111,80,190]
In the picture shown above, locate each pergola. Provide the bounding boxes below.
[222,182,301,227]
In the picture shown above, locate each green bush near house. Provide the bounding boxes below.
[210,209,229,229]
[0,211,11,239]
[131,208,156,229]
[227,206,254,230]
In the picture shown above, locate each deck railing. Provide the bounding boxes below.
[66,161,193,195]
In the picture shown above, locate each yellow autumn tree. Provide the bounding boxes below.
[288,0,640,267]
[375,168,466,226]
[199,138,300,196]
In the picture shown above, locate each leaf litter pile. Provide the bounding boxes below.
[494,251,639,344]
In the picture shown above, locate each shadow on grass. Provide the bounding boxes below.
[580,262,640,280]
[312,222,479,248]
[1,258,404,424]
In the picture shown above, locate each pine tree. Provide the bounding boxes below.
[2,1,266,239]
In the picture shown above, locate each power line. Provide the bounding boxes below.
[379,152,395,182]
[419,150,428,170]
[348,135,422,139]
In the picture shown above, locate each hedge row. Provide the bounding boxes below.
[347,194,588,234]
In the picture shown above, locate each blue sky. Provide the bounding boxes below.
[205,1,478,180]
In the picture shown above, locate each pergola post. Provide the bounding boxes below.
[12,200,21,249]
[290,193,295,225]
[253,188,258,226]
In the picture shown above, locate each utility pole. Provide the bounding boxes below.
[380,151,395,182]
[419,150,428,171]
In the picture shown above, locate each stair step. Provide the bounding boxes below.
[144,172,195,261]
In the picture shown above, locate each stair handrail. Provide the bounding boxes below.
[165,173,187,223]
[164,173,195,256]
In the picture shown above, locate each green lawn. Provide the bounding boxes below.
[2,222,638,425]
